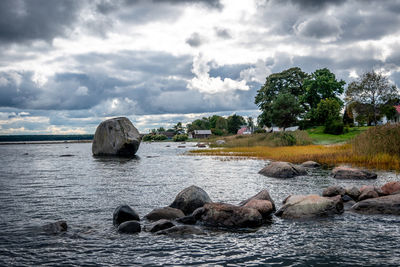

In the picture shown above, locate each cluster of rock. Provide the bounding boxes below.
[322,181,400,215]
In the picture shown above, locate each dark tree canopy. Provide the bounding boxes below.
[227,114,245,134]
[270,93,303,129]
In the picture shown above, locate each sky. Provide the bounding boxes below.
[1,0,400,134]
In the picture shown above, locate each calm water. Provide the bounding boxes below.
[1,142,400,266]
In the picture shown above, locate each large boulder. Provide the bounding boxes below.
[239,189,276,211]
[92,117,141,156]
[195,203,264,228]
[117,220,141,234]
[351,193,400,215]
[169,185,212,215]
[381,181,400,195]
[243,199,274,217]
[322,186,346,197]
[144,207,185,221]
[332,167,377,180]
[301,161,321,168]
[113,205,140,226]
[258,161,307,178]
[275,194,344,219]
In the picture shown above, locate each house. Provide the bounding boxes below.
[263,126,299,132]
[237,127,252,135]
[191,130,212,139]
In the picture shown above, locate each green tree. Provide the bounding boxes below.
[346,71,399,125]
[315,98,341,125]
[173,122,184,134]
[270,93,303,129]
[215,116,228,130]
[157,127,165,133]
[381,105,397,122]
[227,114,245,134]
[255,67,308,127]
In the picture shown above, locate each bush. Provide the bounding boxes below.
[280,132,296,146]
[142,134,167,141]
[173,134,188,142]
[354,124,400,156]
[211,128,225,136]
[324,120,344,135]
[254,128,266,134]
[142,134,153,141]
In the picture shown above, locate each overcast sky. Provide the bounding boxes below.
[1,0,400,134]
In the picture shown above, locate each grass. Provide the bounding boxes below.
[306,126,370,145]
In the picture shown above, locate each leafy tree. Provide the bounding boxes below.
[173,122,184,134]
[346,71,399,125]
[315,98,341,125]
[215,116,228,130]
[255,67,308,127]
[342,107,354,126]
[270,93,304,129]
[157,127,165,133]
[381,105,397,122]
[227,114,245,134]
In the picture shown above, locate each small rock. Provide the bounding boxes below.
[258,161,307,178]
[117,220,141,234]
[59,154,74,157]
[113,205,140,227]
[196,143,207,148]
[239,189,276,211]
[301,161,320,168]
[352,194,400,215]
[341,195,353,202]
[215,140,225,145]
[156,225,204,236]
[145,207,185,221]
[169,185,212,215]
[358,190,379,201]
[322,186,346,197]
[42,220,68,234]
[332,166,377,180]
[360,185,385,196]
[381,181,400,195]
[146,219,175,233]
[345,187,361,200]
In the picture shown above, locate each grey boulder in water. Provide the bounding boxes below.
[92,117,141,156]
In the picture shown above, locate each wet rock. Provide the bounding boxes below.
[169,185,212,215]
[360,185,385,196]
[341,195,353,202]
[144,207,185,221]
[322,186,346,197]
[215,140,225,145]
[117,220,141,234]
[258,161,307,178]
[156,225,205,236]
[113,205,140,226]
[358,190,379,201]
[345,187,361,200]
[351,193,400,215]
[275,195,343,219]
[239,189,276,211]
[243,199,274,217]
[301,161,320,168]
[145,219,175,233]
[42,220,68,234]
[381,181,400,195]
[332,167,377,180]
[195,203,263,228]
[196,143,207,148]
[92,117,141,157]
[176,215,197,225]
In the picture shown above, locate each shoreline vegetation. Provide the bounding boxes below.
[190,124,400,171]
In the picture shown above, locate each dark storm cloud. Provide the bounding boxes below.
[277,0,347,11]
[295,17,341,39]
[0,0,81,43]
[186,33,206,47]
[153,0,222,9]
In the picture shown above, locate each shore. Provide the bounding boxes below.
[0,140,93,145]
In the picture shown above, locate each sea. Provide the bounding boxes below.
[0,141,400,266]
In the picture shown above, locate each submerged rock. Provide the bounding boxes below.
[42,220,68,234]
[258,161,307,178]
[144,207,185,221]
[322,186,346,197]
[332,167,377,180]
[381,181,400,195]
[145,219,175,233]
[239,189,276,211]
[195,203,263,228]
[113,205,140,227]
[351,193,400,215]
[301,161,321,168]
[169,185,212,215]
[156,225,205,236]
[275,194,343,219]
[92,117,141,157]
[117,220,141,234]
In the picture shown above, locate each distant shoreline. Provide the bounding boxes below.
[0,140,93,145]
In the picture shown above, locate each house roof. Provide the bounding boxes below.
[194,130,212,134]
[395,105,400,113]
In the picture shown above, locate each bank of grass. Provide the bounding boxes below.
[190,124,400,171]
[306,126,370,144]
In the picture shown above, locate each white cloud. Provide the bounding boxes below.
[187,53,249,94]
[240,59,272,84]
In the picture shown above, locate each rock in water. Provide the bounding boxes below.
[146,219,175,233]
[117,220,141,234]
[92,117,141,156]
[169,185,212,215]
[322,186,346,197]
[351,193,400,215]
[275,195,343,219]
[332,167,377,180]
[156,225,204,236]
[239,189,276,211]
[243,199,274,217]
[42,220,68,234]
[113,205,140,226]
[301,161,321,168]
[144,207,185,221]
[381,181,400,195]
[258,161,307,178]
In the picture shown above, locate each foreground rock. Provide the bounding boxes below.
[301,161,321,168]
[156,225,204,236]
[117,220,141,234]
[195,203,263,228]
[239,189,276,211]
[243,199,274,217]
[169,185,212,215]
[113,205,140,226]
[381,181,400,195]
[42,220,68,234]
[332,167,377,180]
[144,207,185,221]
[275,195,343,219]
[145,219,175,233]
[351,193,400,215]
[345,187,361,200]
[258,161,307,178]
[92,117,141,156]
[322,186,346,197]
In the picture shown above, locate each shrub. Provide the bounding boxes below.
[173,134,188,142]
[142,134,153,141]
[280,132,296,146]
[324,120,344,135]
[142,134,167,141]
[254,128,266,134]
